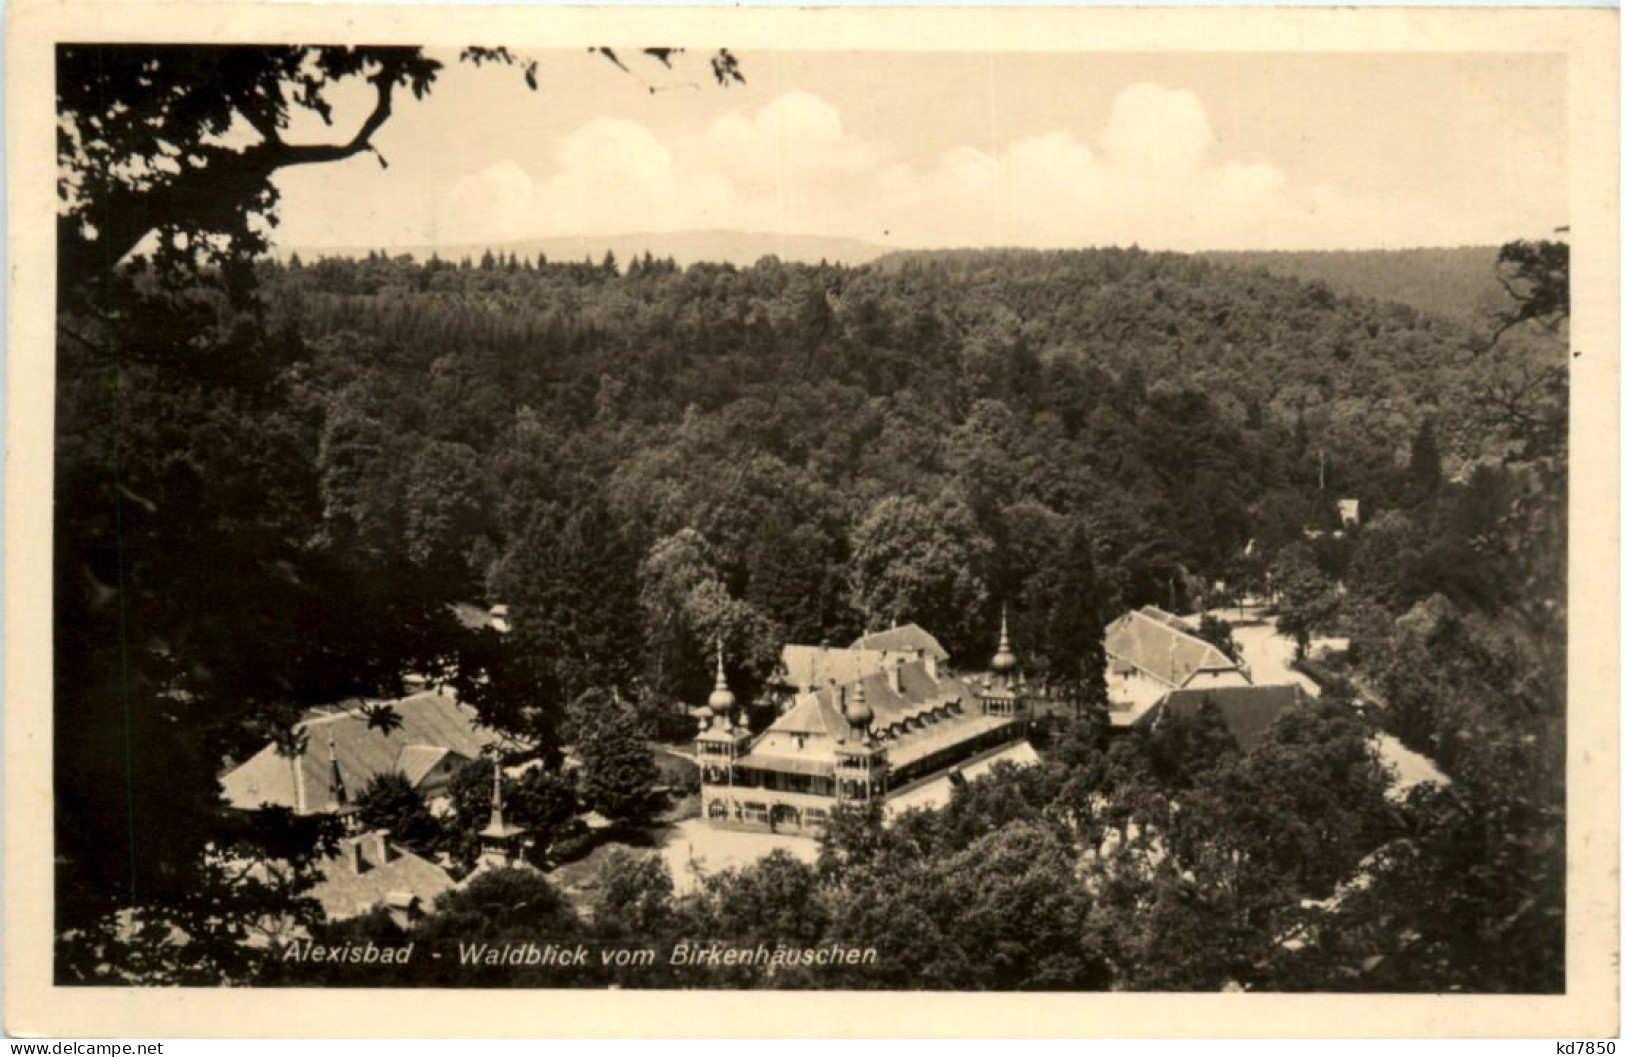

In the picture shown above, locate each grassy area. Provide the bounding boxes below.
[542,774,697,913]
[546,821,677,913]
[650,746,699,789]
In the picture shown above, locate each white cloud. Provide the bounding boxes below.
[709,90,878,185]
[439,117,737,239]
[445,160,533,227]
[1100,82,1214,179]
[875,82,1347,250]
[423,83,1491,252]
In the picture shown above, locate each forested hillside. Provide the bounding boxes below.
[263,245,1556,669]
[58,240,1566,990]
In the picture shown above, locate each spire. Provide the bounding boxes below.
[707,637,737,716]
[478,751,526,867]
[487,757,506,832]
[991,604,1019,676]
[326,735,348,809]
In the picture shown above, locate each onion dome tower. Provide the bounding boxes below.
[991,605,1019,684]
[978,605,1028,726]
[834,675,888,804]
[696,640,752,809]
[707,638,737,722]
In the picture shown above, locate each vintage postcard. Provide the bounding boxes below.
[5,0,1619,1039]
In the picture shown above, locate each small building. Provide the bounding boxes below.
[1104,606,1252,727]
[1337,499,1361,529]
[698,615,1030,834]
[221,690,495,816]
[308,830,455,927]
[1133,683,1308,751]
[449,601,511,634]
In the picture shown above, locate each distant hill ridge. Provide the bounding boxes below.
[284,233,1511,324]
[282,229,895,270]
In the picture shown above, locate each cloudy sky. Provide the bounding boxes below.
[270,49,1567,253]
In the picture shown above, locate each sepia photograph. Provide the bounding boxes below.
[5,0,1619,1039]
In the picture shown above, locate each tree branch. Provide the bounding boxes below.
[240,106,284,148]
[259,69,395,170]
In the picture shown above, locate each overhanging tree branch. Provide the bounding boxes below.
[261,67,396,170]
[58,45,743,308]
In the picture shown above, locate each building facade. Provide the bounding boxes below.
[696,616,1030,834]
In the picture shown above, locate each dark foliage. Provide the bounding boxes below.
[354,771,442,855]
[567,691,664,825]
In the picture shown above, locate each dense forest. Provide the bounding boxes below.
[882,246,1510,324]
[57,240,1567,991]
[54,44,1567,993]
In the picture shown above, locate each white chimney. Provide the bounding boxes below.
[371,829,392,867]
[924,653,938,680]
[346,837,366,875]
[887,657,903,694]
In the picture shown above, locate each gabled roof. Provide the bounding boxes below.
[221,690,495,815]
[1138,607,1197,634]
[774,693,835,736]
[770,659,973,746]
[396,744,468,788]
[849,624,949,661]
[1147,683,1307,751]
[308,834,455,921]
[449,602,510,634]
[778,644,894,693]
[1105,607,1242,689]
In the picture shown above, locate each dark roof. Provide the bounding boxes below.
[886,713,1015,770]
[221,691,496,814]
[1105,607,1242,688]
[1145,683,1306,751]
[849,624,950,661]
